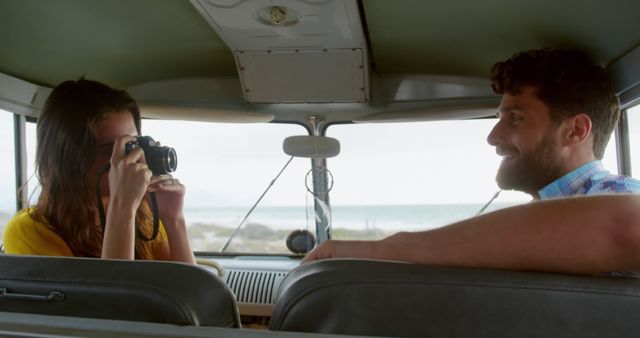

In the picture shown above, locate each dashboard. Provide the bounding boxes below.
[196,254,301,320]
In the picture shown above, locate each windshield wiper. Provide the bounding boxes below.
[219,156,294,252]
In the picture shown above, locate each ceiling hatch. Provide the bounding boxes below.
[191,0,369,103]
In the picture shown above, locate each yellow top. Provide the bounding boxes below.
[2,208,169,259]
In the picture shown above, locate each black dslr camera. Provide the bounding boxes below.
[125,136,177,175]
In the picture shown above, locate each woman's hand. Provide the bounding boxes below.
[147,175,185,225]
[108,136,152,212]
[147,175,196,265]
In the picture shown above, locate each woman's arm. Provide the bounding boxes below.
[147,177,196,265]
[161,214,197,265]
[102,135,151,260]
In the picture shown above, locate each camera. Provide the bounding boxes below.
[125,136,177,175]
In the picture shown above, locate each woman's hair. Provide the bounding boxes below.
[32,78,157,259]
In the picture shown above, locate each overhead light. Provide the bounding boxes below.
[255,6,302,27]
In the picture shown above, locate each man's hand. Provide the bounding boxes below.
[302,239,378,264]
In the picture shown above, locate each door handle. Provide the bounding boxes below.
[0,288,65,302]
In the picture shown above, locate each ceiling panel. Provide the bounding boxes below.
[362,0,640,76]
[0,0,237,87]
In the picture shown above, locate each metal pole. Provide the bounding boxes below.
[311,158,331,242]
[615,110,632,176]
[307,116,332,243]
[13,114,28,211]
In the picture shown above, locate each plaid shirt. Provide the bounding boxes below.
[537,160,640,200]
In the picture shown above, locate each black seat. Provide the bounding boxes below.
[270,259,640,337]
[0,255,240,327]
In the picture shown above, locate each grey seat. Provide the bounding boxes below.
[270,259,640,337]
[0,255,240,327]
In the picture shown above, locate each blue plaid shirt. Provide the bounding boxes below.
[537,160,640,200]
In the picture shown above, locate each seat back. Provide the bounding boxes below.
[0,255,240,327]
[270,259,640,337]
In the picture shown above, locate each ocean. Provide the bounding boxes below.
[183,202,522,233]
[184,203,528,251]
[0,203,524,253]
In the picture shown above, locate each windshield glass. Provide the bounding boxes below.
[8,115,624,252]
[142,120,310,254]
[326,118,619,240]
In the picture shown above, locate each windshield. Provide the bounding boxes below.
[142,120,311,254]
[2,114,624,253]
[326,118,620,241]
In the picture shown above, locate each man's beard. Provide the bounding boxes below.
[495,133,564,195]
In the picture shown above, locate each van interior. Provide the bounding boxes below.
[1,0,640,337]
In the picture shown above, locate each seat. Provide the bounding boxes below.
[0,255,240,327]
[270,259,640,337]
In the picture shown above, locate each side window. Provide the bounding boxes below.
[25,121,40,205]
[0,110,17,239]
[601,136,619,174]
[628,104,640,175]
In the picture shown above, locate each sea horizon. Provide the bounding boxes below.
[183,202,524,232]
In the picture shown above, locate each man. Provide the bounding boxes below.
[303,49,640,274]
[487,48,640,198]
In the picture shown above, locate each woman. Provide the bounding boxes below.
[3,79,195,264]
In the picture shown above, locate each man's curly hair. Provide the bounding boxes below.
[490,48,619,159]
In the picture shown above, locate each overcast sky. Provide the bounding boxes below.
[2,106,638,214]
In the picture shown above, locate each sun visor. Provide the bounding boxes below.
[140,104,274,123]
[354,99,500,123]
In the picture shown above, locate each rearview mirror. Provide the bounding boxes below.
[283,135,340,158]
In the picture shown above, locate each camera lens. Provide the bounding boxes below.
[163,147,178,173]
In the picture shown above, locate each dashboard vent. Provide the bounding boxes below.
[224,270,287,304]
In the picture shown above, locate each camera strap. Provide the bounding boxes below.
[96,162,160,242]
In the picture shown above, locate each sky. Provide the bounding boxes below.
[131,118,534,207]
[1,106,639,214]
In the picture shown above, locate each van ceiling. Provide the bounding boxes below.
[0,0,236,87]
[363,0,640,77]
[0,0,639,88]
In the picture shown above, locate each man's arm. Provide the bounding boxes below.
[303,194,640,275]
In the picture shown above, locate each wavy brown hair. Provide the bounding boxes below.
[32,79,157,259]
[490,48,620,159]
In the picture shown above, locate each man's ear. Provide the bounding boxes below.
[563,114,592,146]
